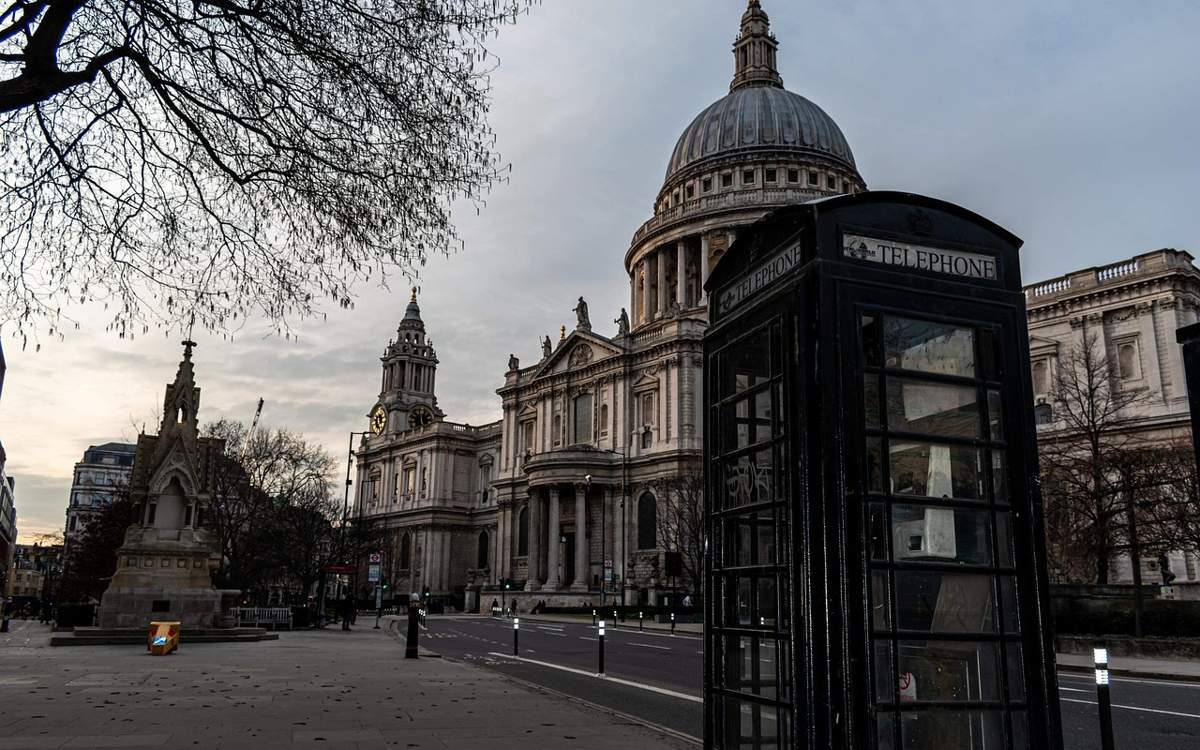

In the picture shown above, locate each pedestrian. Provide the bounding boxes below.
[340,598,352,631]
[682,594,692,608]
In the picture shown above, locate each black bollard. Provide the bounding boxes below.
[404,594,420,659]
[639,611,643,632]
[613,608,618,627]
[1095,647,1115,750]
[670,611,676,635]
[598,619,605,675]
[592,608,596,626]
[513,617,520,656]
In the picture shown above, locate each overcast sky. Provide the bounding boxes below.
[4,0,1199,540]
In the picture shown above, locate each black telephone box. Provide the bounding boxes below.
[703,192,1062,750]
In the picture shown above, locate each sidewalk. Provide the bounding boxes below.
[0,620,693,748]
[1056,651,1200,683]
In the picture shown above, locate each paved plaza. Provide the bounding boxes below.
[0,619,688,749]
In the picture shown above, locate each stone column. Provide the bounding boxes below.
[525,493,542,591]
[641,258,652,324]
[657,248,668,317]
[676,240,687,308]
[572,484,589,591]
[700,234,710,304]
[545,487,562,590]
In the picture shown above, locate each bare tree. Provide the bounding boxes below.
[1038,332,1151,584]
[58,490,135,602]
[203,419,339,601]
[1,0,535,341]
[652,468,705,603]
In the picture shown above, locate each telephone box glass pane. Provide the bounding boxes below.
[725,448,774,508]
[889,442,983,501]
[895,640,1002,701]
[891,505,992,566]
[895,571,995,633]
[721,329,771,395]
[886,379,981,438]
[883,317,976,377]
[900,709,1005,750]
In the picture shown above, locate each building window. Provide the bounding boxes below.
[599,404,609,437]
[742,169,755,185]
[685,184,695,200]
[641,429,652,450]
[808,170,819,186]
[702,177,713,193]
[1034,403,1053,425]
[637,493,657,550]
[477,531,490,570]
[788,168,800,183]
[640,392,656,426]
[1032,360,1049,394]
[146,502,157,526]
[399,533,411,569]
[522,420,536,454]
[518,507,530,556]
[1117,341,1140,380]
[553,413,562,447]
[764,168,777,184]
[722,173,733,188]
[420,467,427,493]
[69,516,77,532]
[827,175,836,189]
[403,467,416,495]
[573,393,594,444]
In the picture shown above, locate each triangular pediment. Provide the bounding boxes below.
[1028,335,1060,354]
[533,330,624,377]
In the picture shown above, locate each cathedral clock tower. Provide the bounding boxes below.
[370,288,444,435]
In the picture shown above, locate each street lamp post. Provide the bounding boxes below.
[321,430,370,626]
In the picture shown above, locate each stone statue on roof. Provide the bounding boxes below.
[574,296,591,332]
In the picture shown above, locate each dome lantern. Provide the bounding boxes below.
[731,0,783,92]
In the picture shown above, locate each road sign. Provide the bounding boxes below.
[321,563,355,574]
[368,564,381,582]
[369,552,382,564]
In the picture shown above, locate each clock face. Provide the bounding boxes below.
[409,407,433,429]
[370,406,387,435]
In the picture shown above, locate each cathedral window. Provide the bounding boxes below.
[765,168,777,184]
[399,533,411,569]
[146,502,157,525]
[403,467,416,495]
[420,467,427,494]
[553,413,562,447]
[522,420,536,454]
[599,404,609,438]
[721,173,733,188]
[808,170,819,186]
[788,169,800,184]
[640,392,657,427]
[477,531,490,569]
[702,177,713,193]
[686,184,695,200]
[637,493,658,550]
[518,507,530,556]
[826,175,836,190]
[742,169,755,186]
[573,393,594,444]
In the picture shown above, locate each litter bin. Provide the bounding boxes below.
[147,621,180,655]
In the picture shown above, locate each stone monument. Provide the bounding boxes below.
[97,340,225,629]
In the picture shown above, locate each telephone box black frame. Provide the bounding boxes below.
[703,191,1063,749]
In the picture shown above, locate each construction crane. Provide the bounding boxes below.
[243,398,264,457]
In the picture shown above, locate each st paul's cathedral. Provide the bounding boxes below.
[352,1,866,609]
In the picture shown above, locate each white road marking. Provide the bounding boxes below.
[1058,671,1200,689]
[486,652,702,703]
[1058,686,1089,693]
[579,637,598,642]
[1060,697,1200,720]
[632,643,671,651]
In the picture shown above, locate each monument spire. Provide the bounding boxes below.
[731,0,783,92]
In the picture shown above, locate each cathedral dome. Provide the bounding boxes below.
[663,86,857,188]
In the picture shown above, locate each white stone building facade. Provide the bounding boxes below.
[1025,248,1200,590]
